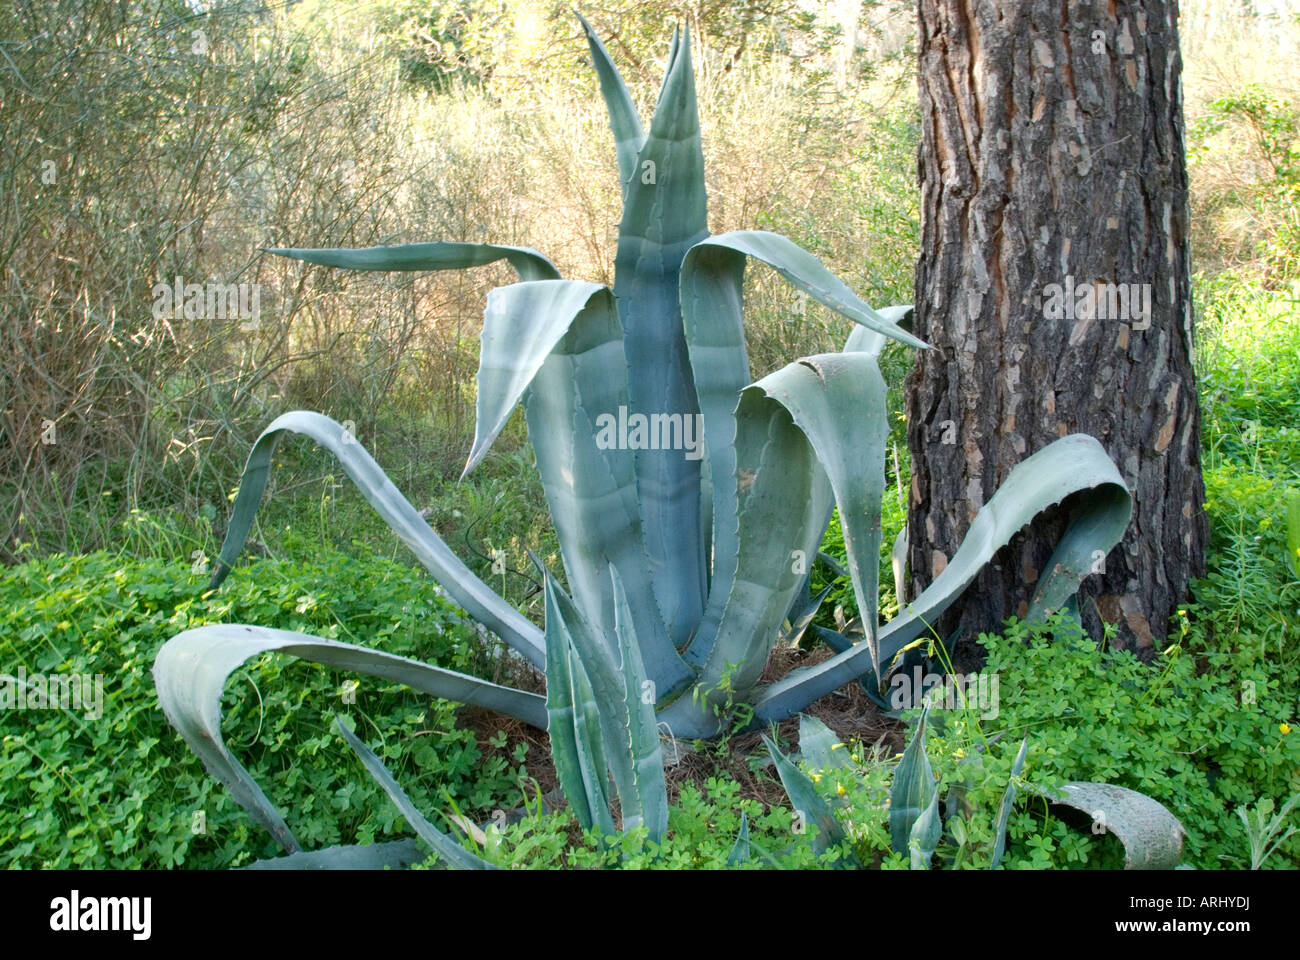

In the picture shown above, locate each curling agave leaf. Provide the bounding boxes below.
[990,737,1029,869]
[674,381,833,723]
[152,624,546,851]
[889,706,934,856]
[577,12,643,192]
[335,715,497,870]
[465,279,608,477]
[798,714,847,776]
[750,433,1132,724]
[843,304,916,358]
[762,735,850,861]
[240,839,424,871]
[522,287,692,696]
[726,811,751,866]
[690,354,888,711]
[266,241,558,282]
[209,410,545,669]
[1050,782,1186,870]
[681,238,925,666]
[544,587,597,831]
[909,789,942,869]
[614,23,709,650]
[611,568,669,839]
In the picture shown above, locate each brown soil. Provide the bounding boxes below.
[459,643,907,827]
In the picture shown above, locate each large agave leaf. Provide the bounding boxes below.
[750,433,1132,724]
[265,241,558,282]
[208,411,546,669]
[152,624,546,852]
[683,382,833,718]
[505,282,691,694]
[613,24,709,650]
[889,706,935,856]
[1048,782,1186,869]
[577,12,643,193]
[762,735,850,860]
[680,235,925,667]
[335,715,496,869]
[240,839,424,870]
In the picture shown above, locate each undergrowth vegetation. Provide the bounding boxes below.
[3,1,1299,869]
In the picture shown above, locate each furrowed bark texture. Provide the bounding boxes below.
[907,0,1207,656]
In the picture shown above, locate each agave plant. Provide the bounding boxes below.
[154,14,1134,858]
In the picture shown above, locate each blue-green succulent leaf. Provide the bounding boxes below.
[613,23,709,649]
[153,624,546,852]
[990,737,1029,869]
[762,734,849,860]
[208,411,545,669]
[265,241,558,281]
[890,706,934,856]
[577,12,644,192]
[749,434,1132,724]
[335,715,497,869]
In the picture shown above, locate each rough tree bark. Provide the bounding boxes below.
[906,0,1207,657]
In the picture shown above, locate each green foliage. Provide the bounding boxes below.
[0,546,528,868]
[924,616,1300,869]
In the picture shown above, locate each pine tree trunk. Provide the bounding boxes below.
[906,0,1207,657]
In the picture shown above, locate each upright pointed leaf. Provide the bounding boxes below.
[890,707,934,856]
[541,571,639,829]
[726,811,751,866]
[577,12,644,193]
[544,587,597,830]
[613,24,709,649]
[990,737,1029,869]
[762,735,849,861]
[611,568,669,840]
[567,647,617,835]
[909,789,941,869]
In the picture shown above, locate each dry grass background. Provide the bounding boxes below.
[2,0,1295,563]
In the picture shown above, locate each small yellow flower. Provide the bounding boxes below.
[811,772,822,783]
[1282,723,1293,735]
[836,782,846,797]
[953,748,966,759]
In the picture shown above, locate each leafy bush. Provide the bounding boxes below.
[920,616,1300,869]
